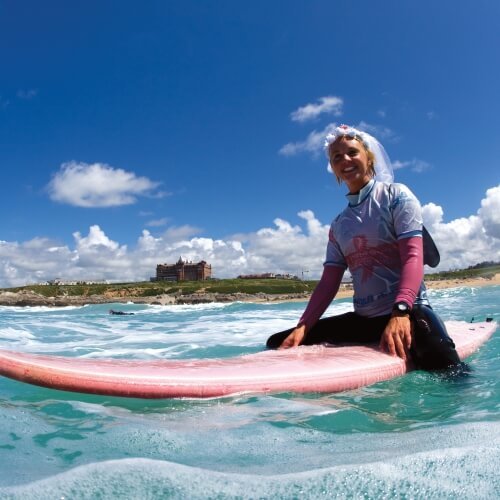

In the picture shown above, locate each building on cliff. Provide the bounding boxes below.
[152,258,212,282]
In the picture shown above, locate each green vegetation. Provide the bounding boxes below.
[425,263,500,281]
[1,278,319,298]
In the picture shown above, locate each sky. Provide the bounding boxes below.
[1,0,499,287]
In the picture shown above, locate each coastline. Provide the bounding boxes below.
[0,274,498,308]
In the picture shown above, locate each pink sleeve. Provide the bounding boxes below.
[298,266,344,331]
[395,236,424,308]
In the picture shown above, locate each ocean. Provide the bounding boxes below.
[0,285,498,499]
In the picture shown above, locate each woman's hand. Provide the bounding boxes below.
[279,324,307,349]
[379,315,412,360]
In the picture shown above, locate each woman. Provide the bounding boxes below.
[266,125,460,370]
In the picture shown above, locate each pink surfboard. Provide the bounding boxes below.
[0,321,495,399]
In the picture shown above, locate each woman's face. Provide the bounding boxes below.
[328,138,373,193]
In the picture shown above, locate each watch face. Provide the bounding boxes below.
[396,302,409,312]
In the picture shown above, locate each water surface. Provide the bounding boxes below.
[0,286,498,498]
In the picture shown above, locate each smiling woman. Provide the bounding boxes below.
[267,125,462,371]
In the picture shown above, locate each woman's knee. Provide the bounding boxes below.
[411,305,461,369]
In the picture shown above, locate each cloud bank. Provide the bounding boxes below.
[1,186,499,288]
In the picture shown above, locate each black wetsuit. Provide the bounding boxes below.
[266,303,461,370]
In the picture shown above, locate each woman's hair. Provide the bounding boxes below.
[328,135,376,184]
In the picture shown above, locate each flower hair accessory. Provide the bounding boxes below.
[324,124,394,183]
[324,124,370,150]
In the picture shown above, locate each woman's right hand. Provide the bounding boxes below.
[279,324,307,349]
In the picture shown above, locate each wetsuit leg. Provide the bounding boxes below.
[266,312,391,349]
[410,304,461,370]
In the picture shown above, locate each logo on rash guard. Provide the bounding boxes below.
[345,236,400,283]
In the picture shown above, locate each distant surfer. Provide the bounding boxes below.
[267,125,461,370]
[109,309,134,316]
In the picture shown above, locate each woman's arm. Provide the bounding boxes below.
[279,265,344,348]
[394,236,424,307]
[380,236,424,359]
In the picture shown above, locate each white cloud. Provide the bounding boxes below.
[72,226,130,274]
[162,225,202,242]
[47,161,162,207]
[392,160,410,170]
[478,185,500,239]
[73,225,121,252]
[146,218,169,227]
[290,96,343,123]
[355,121,395,141]
[422,184,500,271]
[393,158,431,173]
[280,121,395,158]
[1,186,499,287]
[279,123,337,156]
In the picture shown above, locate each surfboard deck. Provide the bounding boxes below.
[0,321,496,399]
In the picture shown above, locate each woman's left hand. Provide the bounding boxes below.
[379,315,412,361]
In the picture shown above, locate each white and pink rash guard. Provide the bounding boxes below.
[299,180,429,328]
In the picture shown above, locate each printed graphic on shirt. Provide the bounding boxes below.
[346,237,400,284]
[325,182,423,317]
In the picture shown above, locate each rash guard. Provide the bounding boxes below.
[323,180,426,318]
[298,235,424,329]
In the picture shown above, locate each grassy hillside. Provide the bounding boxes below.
[425,264,500,281]
[0,278,319,298]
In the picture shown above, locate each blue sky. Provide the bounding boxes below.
[1,0,499,286]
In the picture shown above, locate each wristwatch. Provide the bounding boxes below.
[393,301,411,315]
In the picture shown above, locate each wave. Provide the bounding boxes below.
[2,422,498,499]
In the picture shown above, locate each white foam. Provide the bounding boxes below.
[1,305,83,313]
[2,440,498,499]
[147,302,237,314]
[0,327,35,342]
[0,299,355,357]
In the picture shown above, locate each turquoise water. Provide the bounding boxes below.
[0,286,498,499]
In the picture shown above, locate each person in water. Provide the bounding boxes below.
[109,309,134,316]
[266,125,461,370]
